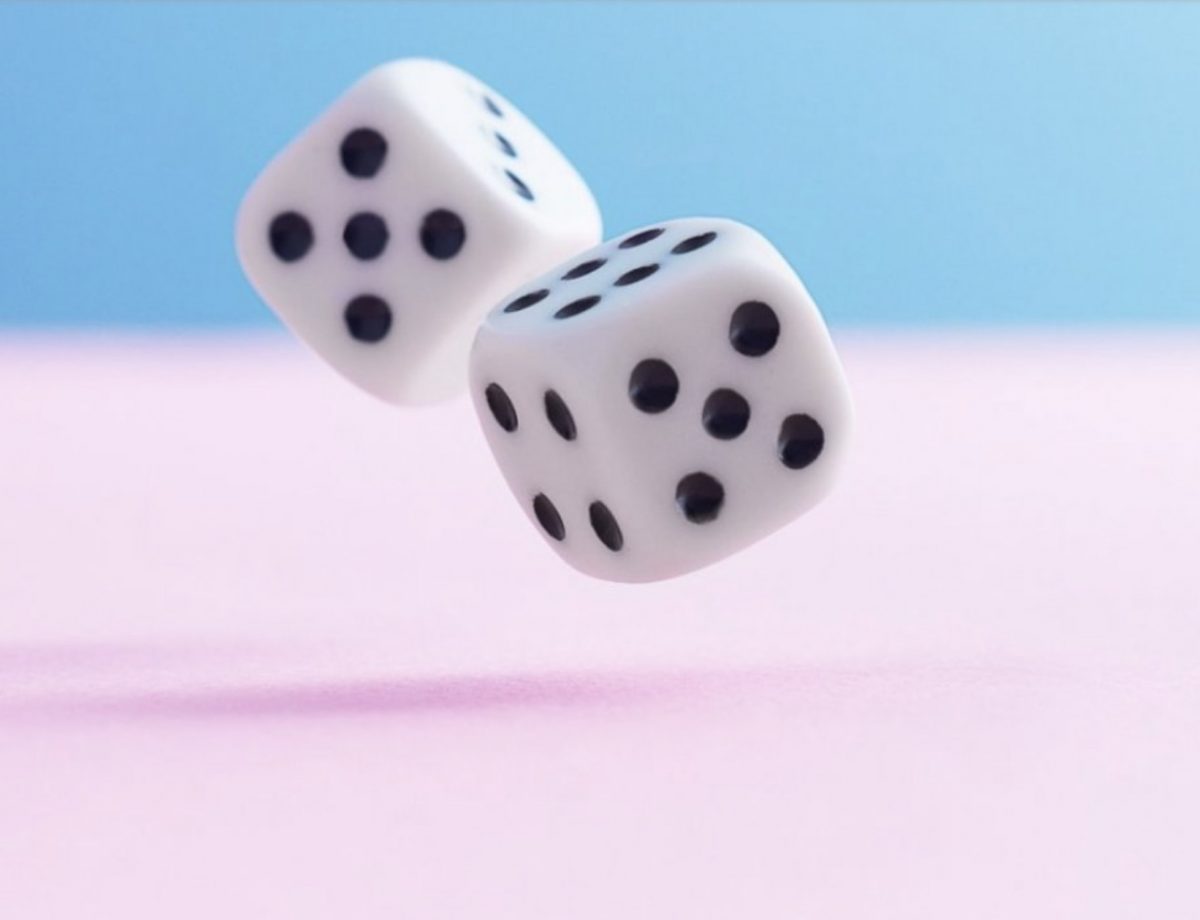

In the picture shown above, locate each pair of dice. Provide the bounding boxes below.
[237,59,852,583]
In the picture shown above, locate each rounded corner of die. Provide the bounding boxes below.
[233,217,270,296]
[578,200,604,248]
[232,196,259,261]
[398,56,458,76]
[357,58,414,86]
[466,329,496,385]
[372,57,467,98]
[468,311,489,341]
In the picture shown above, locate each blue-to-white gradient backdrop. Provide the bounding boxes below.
[1,1,1197,328]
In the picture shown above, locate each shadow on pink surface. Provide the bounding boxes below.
[0,645,1079,724]
[1,334,1196,918]
[14,672,685,720]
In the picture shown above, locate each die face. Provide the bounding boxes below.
[236,59,601,405]
[395,60,600,237]
[470,218,852,583]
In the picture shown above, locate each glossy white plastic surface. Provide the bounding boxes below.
[470,218,853,582]
[237,59,601,404]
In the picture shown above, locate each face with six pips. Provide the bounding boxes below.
[471,218,853,583]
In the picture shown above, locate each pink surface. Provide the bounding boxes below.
[1,331,1198,918]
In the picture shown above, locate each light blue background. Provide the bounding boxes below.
[0,1,1197,328]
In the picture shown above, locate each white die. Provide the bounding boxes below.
[469,218,853,583]
[236,58,601,405]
